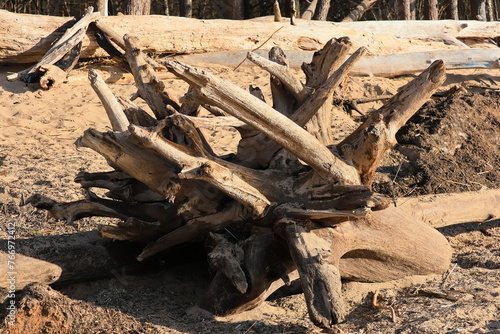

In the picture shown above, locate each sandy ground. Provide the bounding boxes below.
[0,58,499,334]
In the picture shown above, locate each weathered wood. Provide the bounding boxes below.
[301,37,355,145]
[0,231,166,290]
[88,69,129,132]
[137,201,250,261]
[6,8,100,81]
[338,60,446,185]
[18,32,465,329]
[273,0,282,21]
[5,11,500,63]
[175,48,500,77]
[281,220,345,327]
[124,34,179,119]
[38,65,67,89]
[198,227,295,315]
[268,47,296,117]
[76,130,181,200]
[247,51,310,104]
[396,189,500,228]
[0,252,62,290]
[75,171,165,202]
[128,120,272,217]
[26,193,179,232]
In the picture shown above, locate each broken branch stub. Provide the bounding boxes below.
[338,60,446,186]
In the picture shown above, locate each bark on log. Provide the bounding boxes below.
[3,11,500,63]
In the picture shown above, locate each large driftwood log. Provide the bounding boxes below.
[175,48,500,77]
[2,10,500,63]
[24,32,458,328]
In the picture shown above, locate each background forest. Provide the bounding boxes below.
[0,0,498,21]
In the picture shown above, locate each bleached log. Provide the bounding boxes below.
[5,11,500,63]
[6,8,100,81]
[88,69,129,132]
[396,188,500,228]
[175,48,500,78]
[123,34,179,119]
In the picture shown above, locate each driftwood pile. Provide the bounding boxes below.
[2,8,469,328]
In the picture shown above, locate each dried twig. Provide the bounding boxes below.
[234,26,284,71]
[371,290,397,322]
[441,262,457,287]
[416,289,459,301]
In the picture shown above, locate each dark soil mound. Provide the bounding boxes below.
[374,90,500,197]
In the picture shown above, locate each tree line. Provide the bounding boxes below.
[0,0,497,21]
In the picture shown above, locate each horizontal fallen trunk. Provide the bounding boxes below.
[2,11,497,63]
[397,188,500,227]
[175,48,500,77]
[0,231,169,291]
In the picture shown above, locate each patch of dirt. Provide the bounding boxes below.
[0,62,499,334]
[373,90,500,198]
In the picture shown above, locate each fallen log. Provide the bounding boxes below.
[0,231,176,290]
[397,188,500,227]
[3,11,499,64]
[1,283,159,333]
[175,48,500,77]
[6,8,99,82]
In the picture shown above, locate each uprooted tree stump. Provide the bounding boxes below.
[27,34,452,328]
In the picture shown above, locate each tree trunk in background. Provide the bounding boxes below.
[164,0,170,15]
[446,0,458,19]
[471,0,487,20]
[124,0,151,15]
[398,0,415,20]
[424,0,439,19]
[225,0,245,19]
[486,0,494,20]
[97,0,108,16]
[312,0,331,20]
[180,0,193,17]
